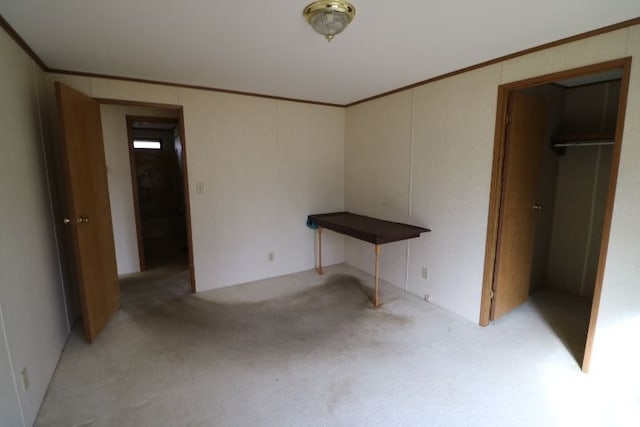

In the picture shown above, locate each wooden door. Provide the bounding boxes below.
[491,91,548,320]
[55,82,120,342]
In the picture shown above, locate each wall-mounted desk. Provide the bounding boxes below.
[307,212,430,307]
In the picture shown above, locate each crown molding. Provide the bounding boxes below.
[0,13,47,70]
[2,13,638,107]
[47,68,344,108]
[345,17,640,107]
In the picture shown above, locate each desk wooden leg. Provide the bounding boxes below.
[374,244,381,307]
[316,227,323,275]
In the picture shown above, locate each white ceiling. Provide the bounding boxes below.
[1,1,639,105]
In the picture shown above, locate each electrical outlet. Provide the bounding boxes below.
[424,294,432,303]
[20,367,29,392]
[268,251,274,262]
[195,182,205,195]
[421,267,429,281]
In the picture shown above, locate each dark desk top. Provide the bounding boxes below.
[308,212,430,245]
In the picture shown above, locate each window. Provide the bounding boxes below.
[133,139,161,150]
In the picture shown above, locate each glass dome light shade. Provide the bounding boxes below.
[303,1,356,41]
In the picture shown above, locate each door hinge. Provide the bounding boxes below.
[505,115,511,127]
[490,290,495,300]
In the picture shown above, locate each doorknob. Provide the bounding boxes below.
[532,204,543,211]
[63,217,91,224]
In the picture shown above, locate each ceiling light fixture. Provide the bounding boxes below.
[303,0,356,42]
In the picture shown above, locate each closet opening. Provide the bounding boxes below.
[480,58,631,372]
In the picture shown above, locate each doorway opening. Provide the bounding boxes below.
[98,100,196,297]
[126,116,189,271]
[480,58,631,372]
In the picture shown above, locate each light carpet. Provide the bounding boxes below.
[35,264,638,427]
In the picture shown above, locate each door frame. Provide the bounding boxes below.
[478,57,632,372]
[97,99,197,294]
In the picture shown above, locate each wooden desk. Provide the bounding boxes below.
[307,212,430,307]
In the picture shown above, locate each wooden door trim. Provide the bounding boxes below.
[479,57,632,372]
[96,98,182,110]
[177,108,196,294]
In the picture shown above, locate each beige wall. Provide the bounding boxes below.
[346,64,502,318]
[345,26,640,378]
[49,74,347,291]
[100,105,178,275]
[345,91,414,289]
[0,30,69,426]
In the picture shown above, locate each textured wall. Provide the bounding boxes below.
[345,91,413,289]
[345,65,502,321]
[0,30,69,426]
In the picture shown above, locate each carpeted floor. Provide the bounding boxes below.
[34,264,638,426]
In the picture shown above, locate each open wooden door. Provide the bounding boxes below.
[56,82,120,342]
[491,91,548,320]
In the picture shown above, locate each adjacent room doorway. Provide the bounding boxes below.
[480,58,631,372]
[126,116,189,271]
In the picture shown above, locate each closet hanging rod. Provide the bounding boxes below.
[553,140,614,148]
